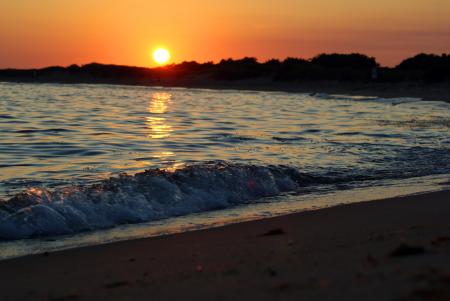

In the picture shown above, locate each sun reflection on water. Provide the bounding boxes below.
[146,92,173,139]
[145,92,182,171]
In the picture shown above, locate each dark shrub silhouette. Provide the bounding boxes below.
[396,53,450,82]
[0,53,448,84]
[274,58,312,81]
[311,53,377,69]
[214,57,263,80]
[310,53,378,80]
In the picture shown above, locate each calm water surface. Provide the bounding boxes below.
[0,82,449,240]
[1,82,449,195]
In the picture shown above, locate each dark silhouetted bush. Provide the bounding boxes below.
[0,53,449,84]
[214,57,263,80]
[396,53,450,82]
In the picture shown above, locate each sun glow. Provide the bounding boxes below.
[153,48,170,65]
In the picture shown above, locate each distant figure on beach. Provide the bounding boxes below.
[371,67,378,80]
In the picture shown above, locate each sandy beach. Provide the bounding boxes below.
[160,79,450,103]
[3,78,450,103]
[0,190,449,300]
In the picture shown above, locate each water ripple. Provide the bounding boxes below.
[0,82,449,199]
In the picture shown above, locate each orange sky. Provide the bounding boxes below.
[0,0,449,68]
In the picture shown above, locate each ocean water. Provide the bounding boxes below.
[0,82,450,244]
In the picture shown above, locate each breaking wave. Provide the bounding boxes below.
[1,159,449,240]
[0,162,327,239]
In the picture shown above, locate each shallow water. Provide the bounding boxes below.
[0,82,449,240]
[1,174,448,261]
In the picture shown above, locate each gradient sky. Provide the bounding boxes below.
[1,0,449,68]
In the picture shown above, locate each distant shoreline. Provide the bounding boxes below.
[153,80,450,103]
[2,78,450,103]
[1,53,449,102]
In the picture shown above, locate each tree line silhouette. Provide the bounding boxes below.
[1,53,449,84]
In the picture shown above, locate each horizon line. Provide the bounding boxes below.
[2,52,449,70]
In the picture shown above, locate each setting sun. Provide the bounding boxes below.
[153,48,170,65]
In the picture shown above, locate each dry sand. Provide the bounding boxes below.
[0,190,449,300]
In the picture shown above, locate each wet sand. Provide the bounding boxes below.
[0,190,449,300]
[164,80,450,103]
[3,78,450,103]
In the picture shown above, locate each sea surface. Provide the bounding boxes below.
[0,82,449,251]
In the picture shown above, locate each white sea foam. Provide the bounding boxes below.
[0,163,319,239]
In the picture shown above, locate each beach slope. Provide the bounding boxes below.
[0,190,449,300]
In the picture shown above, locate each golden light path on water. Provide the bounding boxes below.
[147,92,173,139]
[145,92,184,172]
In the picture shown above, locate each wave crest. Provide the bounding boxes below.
[0,162,319,239]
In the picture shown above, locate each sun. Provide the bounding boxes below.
[153,48,170,65]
